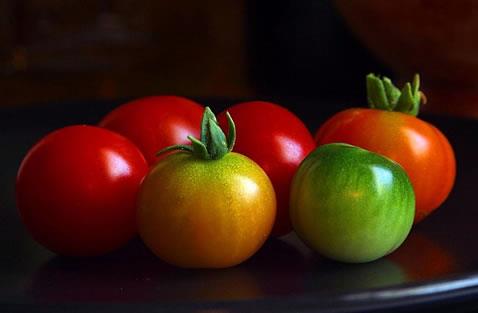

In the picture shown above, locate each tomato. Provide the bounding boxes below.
[315,74,456,223]
[99,96,204,164]
[16,125,148,256]
[138,108,276,268]
[217,101,315,236]
[290,143,415,263]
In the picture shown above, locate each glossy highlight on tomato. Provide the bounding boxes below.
[138,108,276,268]
[290,143,415,263]
[99,96,204,164]
[16,125,148,256]
[217,101,315,236]
[315,74,456,223]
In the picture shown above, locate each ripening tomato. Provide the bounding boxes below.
[290,143,415,263]
[99,96,204,164]
[138,108,276,268]
[315,74,456,223]
[217,101,315,236]
[16,125,148,256]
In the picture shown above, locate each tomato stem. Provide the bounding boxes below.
[366,73,421,116]
[157,107,236,160]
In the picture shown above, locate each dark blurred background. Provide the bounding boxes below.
[0,0,391,108]
[248,1,391,101]
[3,0,478,117]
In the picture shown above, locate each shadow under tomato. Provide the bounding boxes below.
[155,237,313,301]
[303,257,408,294]
[28,236,312,303]
[26,228,459,303]
[388,230,458,281]
[299,230,458,295]
[28,237,166,303]
[240,235,318,296]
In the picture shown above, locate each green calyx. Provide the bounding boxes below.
[157,107,235,160]
[366,73,422,116]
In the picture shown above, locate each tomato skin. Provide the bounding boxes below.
[138,152,276,268]
[99,96,204,164]
[315,108,456,223]
[217,101,315,236]
[16,125,148,256]
[290,143,415,263]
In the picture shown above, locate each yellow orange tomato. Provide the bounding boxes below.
[137,108,276,268]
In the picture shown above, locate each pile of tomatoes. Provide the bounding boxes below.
[16,74,456,267]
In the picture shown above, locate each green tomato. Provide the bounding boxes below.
[290,143,415,263]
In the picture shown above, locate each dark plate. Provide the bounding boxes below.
[2,98,478,313]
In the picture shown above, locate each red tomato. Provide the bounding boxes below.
[99,96,204,164]
[315,74,456,223]
[217,101,316,236]
[16,125,148,256]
